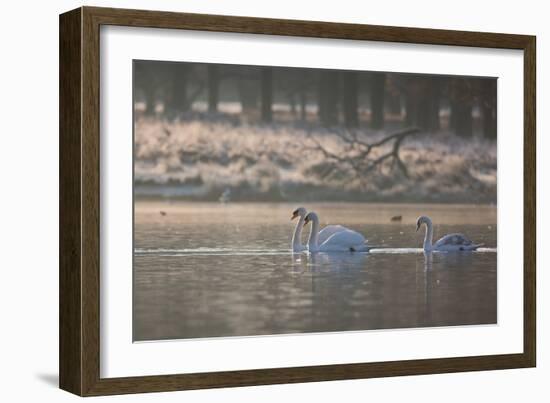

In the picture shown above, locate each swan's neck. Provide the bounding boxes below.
[292,216,305,251]
[423,221,434,251]
[308,217,320,252]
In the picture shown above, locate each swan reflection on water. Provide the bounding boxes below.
[423,248,478,271]
[291,247,486,274]
[289,252,308,274]
[424,251,433,271]
[292,250,369,272]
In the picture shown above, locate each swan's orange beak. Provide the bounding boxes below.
[291,211,299,220]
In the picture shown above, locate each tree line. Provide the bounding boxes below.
[134,61,497,139]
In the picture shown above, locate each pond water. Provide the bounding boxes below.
[133,202,497,341]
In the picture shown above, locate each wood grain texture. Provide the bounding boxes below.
[59,6,537,396]
[523,38,536,367]
[81,6,102,396]
[59,8,82,396]
[86,6,531,49]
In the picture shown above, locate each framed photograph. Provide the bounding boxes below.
[59,6,536,396]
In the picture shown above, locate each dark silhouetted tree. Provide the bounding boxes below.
[370,72,386,129]
[318,70,339,126]
[342,71,359,128]
[164,63,190,118]
[298,70,311,122]
[450,78,474,138]
[207,65,219,113]
[134,62,156,116]
[405,77,420,127]
[480,79,497,140]
[385,74,402,116]
[405,77,441,132]
[261,67,273,123]
[427,77,442,131]
[237,67,259,118]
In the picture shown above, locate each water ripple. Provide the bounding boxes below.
[135,246,497,257]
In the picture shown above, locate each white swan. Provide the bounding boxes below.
[291,207,350,252]
[304,212,369,252]
[416,215,483,252]
[290,207,308,252]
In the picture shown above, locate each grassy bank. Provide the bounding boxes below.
[134,118,497,204]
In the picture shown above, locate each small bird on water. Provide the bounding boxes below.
[390,215,402,222]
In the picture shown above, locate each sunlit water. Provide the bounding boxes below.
[134,202,497,341]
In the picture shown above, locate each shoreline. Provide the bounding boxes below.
[133,185,497,205]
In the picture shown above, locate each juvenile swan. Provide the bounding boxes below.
[416,215,482,252]
[304,212,369,252]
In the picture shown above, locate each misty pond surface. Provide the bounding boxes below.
[133,202,497,342]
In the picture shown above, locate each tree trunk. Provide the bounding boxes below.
[260,67,273,123]
[415,91,430,130]
[370,72,386,129]
[427,78,442,131]
[318,70,339,126]
[300,90,307,121]
[450,78,473,138]
[289,92,298,117]
[299,70,308,122]
[238,74,259,119]
[405,92,416,126]
[164,63,189,119]
[207,65,219,113]
[481,79,497,140]
[453,102,473,137]
[406,77,441,132]
[386,91,402,115]
[134,63,155,116]
[343,71,359,128]
[143,86,156,116]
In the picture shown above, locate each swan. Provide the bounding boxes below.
[416,215,483,252]
[290,207,308,252]
[303,212,370,252]
[291,207,350,252]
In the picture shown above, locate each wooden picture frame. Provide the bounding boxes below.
[59,6,536,396]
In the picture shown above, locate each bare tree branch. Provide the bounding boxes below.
[304,127,419,182]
